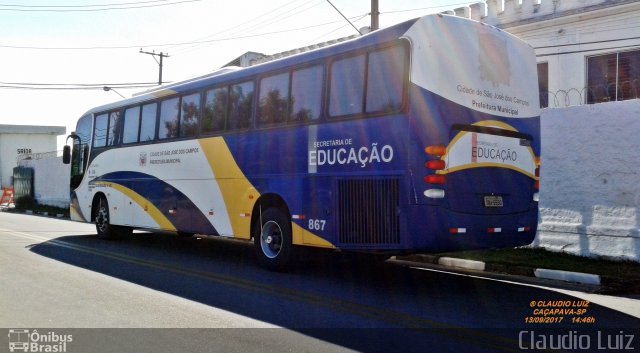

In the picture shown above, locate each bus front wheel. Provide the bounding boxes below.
[94,195,132,239]
[254,208,293,271]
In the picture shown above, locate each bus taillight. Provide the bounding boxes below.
[424,145,446,157]
[423,175,446,184]
[425,159,445,170]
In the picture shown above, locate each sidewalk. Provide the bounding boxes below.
[394,248,640,295]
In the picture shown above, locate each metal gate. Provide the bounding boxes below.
[12,167,33,200]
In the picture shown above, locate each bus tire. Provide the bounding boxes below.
[94,195,131,239]
[254,208,293,271]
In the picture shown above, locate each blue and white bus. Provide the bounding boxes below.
[63,14,540,270]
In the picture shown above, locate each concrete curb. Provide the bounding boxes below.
[395,254,603,287]
[534,268,601,286]
[438,257,486,271]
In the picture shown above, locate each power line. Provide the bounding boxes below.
[0,82,160,90]
[380,2,476,15]
[0,17,369,51]
[325,0,362,35]
[536,43,640,57]
[533,35,640,50]
[170,0,323,55]
[0,0,201,12]
[306,13,368,45]
[0,81,159,87]
[230,0,322,38]
[0,0,177,8]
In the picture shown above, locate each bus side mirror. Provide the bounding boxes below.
[62,145,71,164]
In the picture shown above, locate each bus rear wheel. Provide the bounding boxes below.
[94,195,131,239]
[254,208,293,271]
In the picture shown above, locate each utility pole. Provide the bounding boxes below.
[371,0,379,31]
[139,49,169,85]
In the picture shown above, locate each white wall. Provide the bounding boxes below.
[533,99,640,261]
[18,156,70,208]
[0,133,59,188]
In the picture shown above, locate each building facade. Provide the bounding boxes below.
[0,125,66,189]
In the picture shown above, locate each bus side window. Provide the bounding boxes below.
[258,72,290,126]
[366,45,406,113]
[329,54,365,117]
[159,97,180,139]
[140,103,157,142]
[107,111,123,146]
[291,65,323,122]
[123,106,141,144]
[229,81,254,130]
[180,92,200,138]
[203,87,228,134]
[93,113,108,148]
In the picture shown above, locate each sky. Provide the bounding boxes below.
[0,0,477,149]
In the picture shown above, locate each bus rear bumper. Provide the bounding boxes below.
[406,205,538,253]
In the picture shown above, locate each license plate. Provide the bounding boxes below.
[484,195,503,208]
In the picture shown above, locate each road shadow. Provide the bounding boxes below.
[28,232,640,352]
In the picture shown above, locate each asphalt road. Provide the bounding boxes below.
[1,212,639,353]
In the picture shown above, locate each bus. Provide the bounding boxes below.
[63,14,540,271]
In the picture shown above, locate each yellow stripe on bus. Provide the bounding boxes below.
[293,224,335,248]
[95,181,176,231]
[198,137,256,239]
[198,137,335,248]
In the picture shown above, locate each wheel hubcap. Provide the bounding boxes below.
[260,221,282,259]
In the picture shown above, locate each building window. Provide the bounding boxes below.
[587,49,640,104]
[537,62,548,108]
